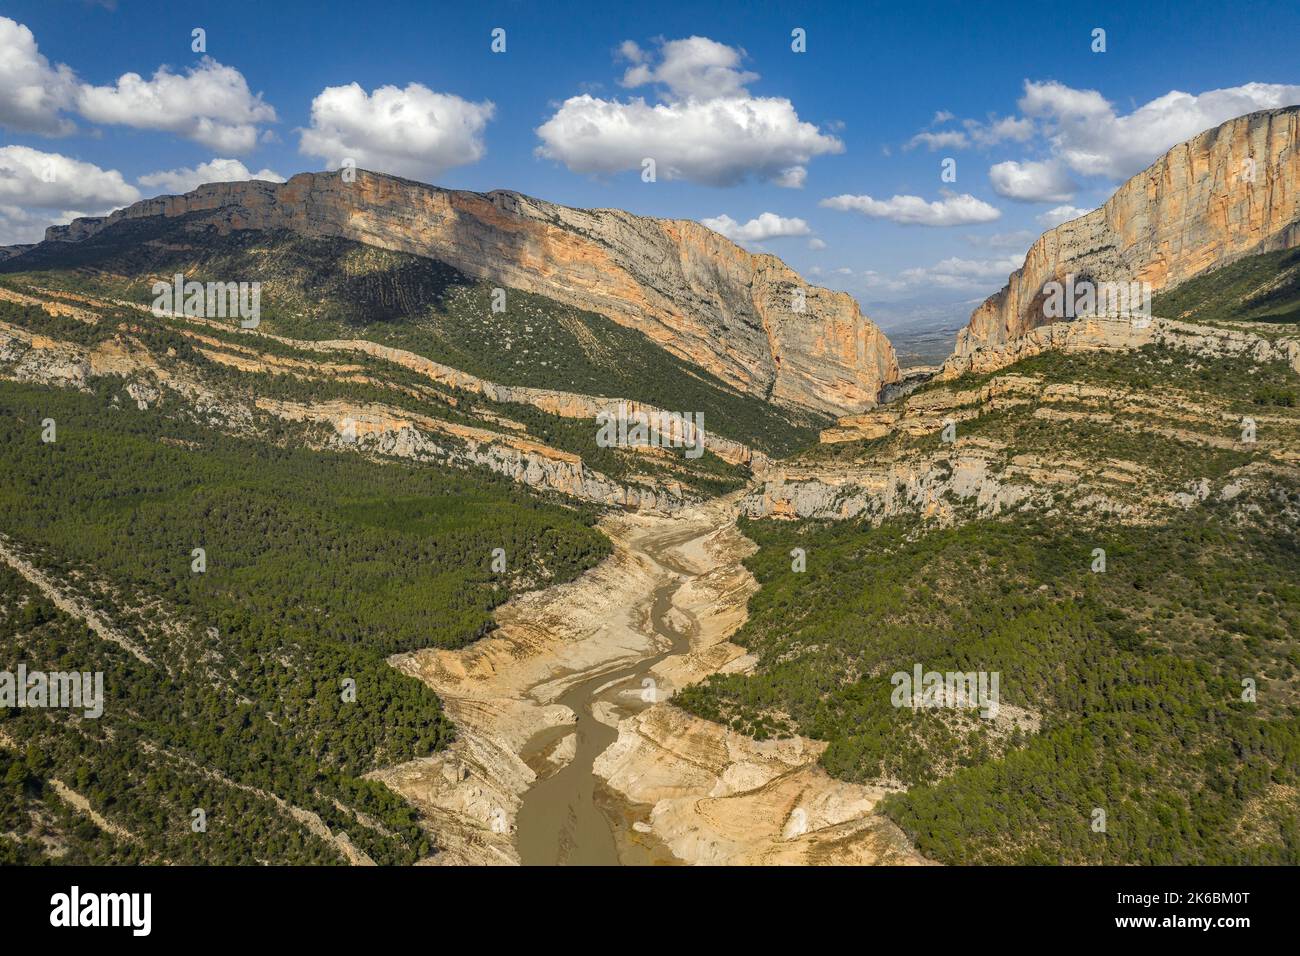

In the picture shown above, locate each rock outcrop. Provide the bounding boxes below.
[593,704,928,866]
[0,318,694,513]
[38,170,900,415]
[942,315,1300,381]
[955,107,1300,358]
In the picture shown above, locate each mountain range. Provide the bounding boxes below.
[1,106,1298,866]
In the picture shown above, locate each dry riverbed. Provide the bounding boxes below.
[371,493,927,865]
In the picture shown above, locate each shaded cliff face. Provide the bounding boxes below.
[956,107,1300,357]
[43,171,899,416]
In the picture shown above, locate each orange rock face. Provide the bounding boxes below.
[48,172,899,416]
[956,107,1300,356]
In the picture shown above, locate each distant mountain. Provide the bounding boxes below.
[11,170,899,416]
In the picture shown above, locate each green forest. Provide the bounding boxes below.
[0,216,829,456]
[676,501,1300,863]
[0,377,610,863]
[1151,246,1300,326]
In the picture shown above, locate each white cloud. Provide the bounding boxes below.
[536,36,842,187]
[820,192,1001,227]
[965,115,1034,147]
[808,237,827,250]
[911,255,1025,282]
[138,158,286,195]
[858,254,1025,296]
[1018,79,1300,180]
[1018,80,1111,120]
[906,113,1033,151]
[906,130,968,151]
[0,204,78,246]
[77,56,277,153]
[298,82,494,181]
[988,158,1078,202]
[0,146,139,244]
[617,40,647,65]
[963,229,1036,251]
[619,36,758,101]
[774,166,807,189]
[1036,204,1093,227]
[0,17,77,135]
[700,212,811,244]
[1,18,278,151]
[0,146,139,209]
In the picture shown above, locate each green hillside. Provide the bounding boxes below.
[0,378,609,863]
[0,294,750,499]
[0,215,828,456]
[1153,246,1300,325]
[677,500,1300,864]
[678,337,1300,864]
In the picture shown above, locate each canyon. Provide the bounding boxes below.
[372,494,926,866]
[2,103,1299,867]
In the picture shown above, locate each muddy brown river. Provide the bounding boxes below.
[514,519,705,866]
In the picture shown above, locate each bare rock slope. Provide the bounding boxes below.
[956,106,1300,359]
[41,170,899,416]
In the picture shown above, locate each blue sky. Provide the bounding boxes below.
[2,0,1299,329]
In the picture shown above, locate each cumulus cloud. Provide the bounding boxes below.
[988,158,1078,202]
[298,82,494,181]
[77,57,276,152]
[820,192,1001,227]
[907,255,1025,285]
[536,36,842,187]
[700,212,811,244]
[963,229,1036,250]
[0,205,60,245]
[905,130,968,151]
[773,166,807,188]
[619,36,758,101]
[858,254,1025,295]
[0,18,277,152]
[906,113,1033,151]
[0,17,77,135]
[1036,204,1093,227]
[0,146,139,244]
[0,145,139,209]
[1,19,276,151]
[966,114,1034,147]
[1018,81,1111,120]
[138,158,286,196]
[1018,79,1300,180]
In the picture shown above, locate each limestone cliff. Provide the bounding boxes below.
[956,106,1300,357]
[40,171,899,416]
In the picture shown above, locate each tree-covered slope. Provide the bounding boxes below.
[677,503,1300,864]
[0,215,828,456]
[0,378,609,863]
[681,333,1300,864]
[1153,246,1300,326]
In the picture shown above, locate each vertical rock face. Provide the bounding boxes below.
[42,171,899,416]
[956,106,1300,357]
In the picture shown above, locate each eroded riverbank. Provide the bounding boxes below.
[372,493,926,865]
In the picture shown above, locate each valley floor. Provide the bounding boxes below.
[374,493,926,865]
